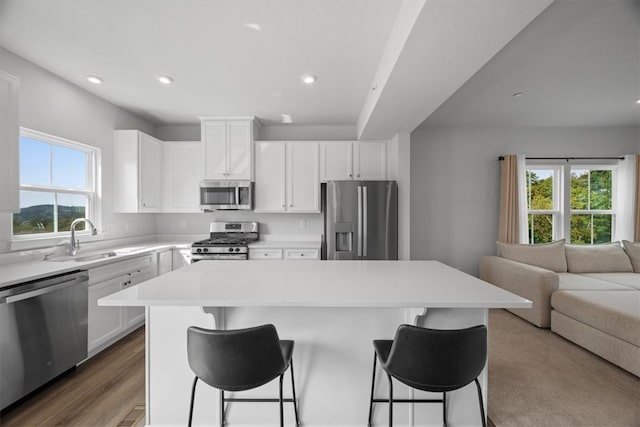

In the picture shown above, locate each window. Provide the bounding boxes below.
[12,129,98,238]
[525,162,616,245]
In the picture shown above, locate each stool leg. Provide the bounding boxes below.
[279,373,285,427]
[474,378,487,427]
[220,389,224,427]
[387,374,393,427]
[289,360,300,426]
[442,391,447,427]
[368,352,377,426]
[188,376,198,427]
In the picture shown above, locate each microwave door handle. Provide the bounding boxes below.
[235,187,240,205]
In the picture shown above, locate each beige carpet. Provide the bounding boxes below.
[488,309,640,426]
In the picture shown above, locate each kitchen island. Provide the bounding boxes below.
[100,260,530,426]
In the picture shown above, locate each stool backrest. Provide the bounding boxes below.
[384,324,487,392]
[187,324,287,391]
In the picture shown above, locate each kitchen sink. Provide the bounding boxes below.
[47,251,118,262]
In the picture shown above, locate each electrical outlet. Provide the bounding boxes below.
[180,220,187,230]
[299,220,306,229]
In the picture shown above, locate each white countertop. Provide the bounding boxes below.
[100,260,531,309]
[0,241,189,288]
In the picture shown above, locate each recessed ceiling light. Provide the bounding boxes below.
[245,23,261,31]
[281,114,293,124]
[512,92,524,98]
[157,76,174,85]
[302,75,316,85]
[86,75,103,84]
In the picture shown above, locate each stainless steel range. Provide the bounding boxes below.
[191,221,259,261]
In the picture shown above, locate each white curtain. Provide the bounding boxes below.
[614,154,637,242]
[517,154,528,243]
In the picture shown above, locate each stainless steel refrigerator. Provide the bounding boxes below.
[324,180,398,260]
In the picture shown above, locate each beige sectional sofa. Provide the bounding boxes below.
[479,240,640,377]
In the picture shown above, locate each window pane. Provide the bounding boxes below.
[13,191,55,235]
[570,169,589,209]
[527,170,553,210]
[590,170,612,210]
[57,193,88,232]
[19,136,50,186]
[528,214,553,244]
[570,214,612,245]
[53,145,88,189]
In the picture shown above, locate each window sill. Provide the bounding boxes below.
[10,233,105,252]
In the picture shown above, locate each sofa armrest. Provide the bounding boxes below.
[479,256,559,328]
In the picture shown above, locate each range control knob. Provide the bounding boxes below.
[196,248,202,253]
[203,248,208,253]
[235,248,240,252]
[228,247,234,252]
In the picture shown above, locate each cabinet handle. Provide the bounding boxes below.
[349,174,352,178]
[301,253,305,257]
[282,204,285,208]
[289,204,293,207]
[264,253,268,256]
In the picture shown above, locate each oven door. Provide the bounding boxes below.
[199,181,253,211]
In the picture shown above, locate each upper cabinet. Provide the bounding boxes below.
[162,141,201,212]
[254,141,320,213]
[0,71,19,213]
[320,141,386,182]
[114,130,162,212]
[200,118,258,180]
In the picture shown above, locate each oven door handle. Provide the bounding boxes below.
[2,276,88,304]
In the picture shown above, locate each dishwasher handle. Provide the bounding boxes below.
[1,275,88,304]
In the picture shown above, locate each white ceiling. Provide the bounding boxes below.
[1,1,626,137]
[421,0,640,128]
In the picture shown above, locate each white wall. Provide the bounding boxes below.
[410,125,640,275]
[0,47,158,252]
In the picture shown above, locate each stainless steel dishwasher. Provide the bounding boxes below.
[0,270,88,410]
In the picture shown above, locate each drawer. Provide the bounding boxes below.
[88,254,155,284]
[249,249,283,260]
[284,249,320,260]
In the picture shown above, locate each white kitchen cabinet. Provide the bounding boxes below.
[157,249,173,275]
[284,249,320,260]
[87,254,155,356]
[172,248,192,269]
[161,140,201,212]
[0,71,19,213]
[249,247,320,260]
[320,141,387,181]
[249,248,283,260]
[113,130,162,212]
[254,141,319,213]
[201,118,257,180]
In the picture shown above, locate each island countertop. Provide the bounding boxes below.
[99,260,531,309]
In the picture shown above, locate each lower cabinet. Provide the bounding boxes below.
[87,254,155,356]
[249,248,320,260]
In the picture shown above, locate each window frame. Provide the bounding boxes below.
[12,128,101,243]
[524,159,617,245]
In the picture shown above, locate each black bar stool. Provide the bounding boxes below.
[368,324,487,427]
[187,324,300,426]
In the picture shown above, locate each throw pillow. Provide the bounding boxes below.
[565,242,633,273]
[496,239,567,272]
[622,240,640,273]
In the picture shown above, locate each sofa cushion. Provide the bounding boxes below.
[565,243,633,273]
[496,239,567,273]
[551,290,640,346]
[580,273,640,290]
[557,273,633,291]
[622,241,640,273]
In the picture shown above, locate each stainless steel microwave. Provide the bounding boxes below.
[199,181,253,211]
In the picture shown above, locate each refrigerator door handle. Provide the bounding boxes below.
[357,185,362,257]
[363,185,368,258]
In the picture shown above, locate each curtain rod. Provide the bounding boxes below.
[498,156,624,161]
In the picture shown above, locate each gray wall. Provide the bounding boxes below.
[410,125,640,275]
[0,47,158,252]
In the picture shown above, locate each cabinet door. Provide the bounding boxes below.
[162,141,200,212]
[287,142,320,212]
[157,249,173,275]
[88,277,124,352]
[172,248,191,270]
[320,142,353,181]
[201,120,227,179]
[227,121,252,180]
[122,271,154,328]
[139,133,161,211]
[0,71,19,212]
[354,141,386,180]
[254,142,286,212]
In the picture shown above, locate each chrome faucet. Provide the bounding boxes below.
[69,218,97,256]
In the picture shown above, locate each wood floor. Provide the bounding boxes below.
[1,328,145,427]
